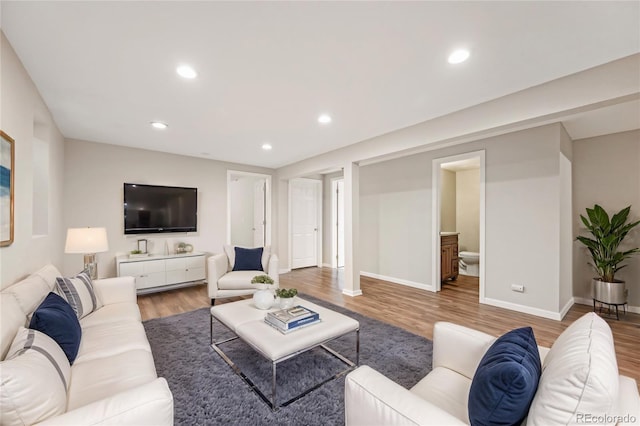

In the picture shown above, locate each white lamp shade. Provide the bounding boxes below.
[65,227,109,253]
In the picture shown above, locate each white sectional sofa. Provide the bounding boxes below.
[0,264,173,425]
[345,312,640,425]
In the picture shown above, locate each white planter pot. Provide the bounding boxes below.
[278,296,295,309]
[593,279,627,305]
[253,289,274,310]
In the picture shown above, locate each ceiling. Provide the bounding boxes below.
[2,1,639,169]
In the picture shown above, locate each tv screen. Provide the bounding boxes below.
[124,183,197,234]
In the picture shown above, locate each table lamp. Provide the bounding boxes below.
[65,227,109,279]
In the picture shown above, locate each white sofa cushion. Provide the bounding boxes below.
[218,270,265,290]
[56,271,103,319]
[527,312,619,425]
[0,294,26,359]
[3,275,50,316]
[74,321,151,364]
[68,349,158,409]
[410,367,471,423]
[0,327,71,426]
[79,302,142,328]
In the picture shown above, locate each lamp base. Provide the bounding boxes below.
[83,253,98,280]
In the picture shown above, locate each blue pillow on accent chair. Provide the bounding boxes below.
[29,292,82,364]
[233,247,264,271]
[468,326,541,426]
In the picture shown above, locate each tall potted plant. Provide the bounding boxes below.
[577,204,640,305]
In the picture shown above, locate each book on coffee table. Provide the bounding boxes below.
[265,305,320,333]
[264,316,321,334]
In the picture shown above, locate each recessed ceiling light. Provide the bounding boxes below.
[448,49,470,64]
[176,65,197,79]
[262,143,272,151]
[150,121,168,129]
[318,114,332,124]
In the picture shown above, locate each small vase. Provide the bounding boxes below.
[253,289,274,310]
[279,296,295,309]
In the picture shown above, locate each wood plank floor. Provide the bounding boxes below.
[138,267,640,386]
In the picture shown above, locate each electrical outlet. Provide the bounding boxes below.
[511,284,525,293]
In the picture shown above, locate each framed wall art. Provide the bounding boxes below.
[1,130,15,247]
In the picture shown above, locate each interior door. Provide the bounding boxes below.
[228,171,271,247]
[290,178,321,269]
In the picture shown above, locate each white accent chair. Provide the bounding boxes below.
[207,246,279,305]
[345,313,640,425]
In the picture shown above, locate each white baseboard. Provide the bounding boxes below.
[482,297,564,321]
[360,271,435,293]
[342,288,363,297]
[559,297,575,320]
[322,263,332,268]
[279,268,291,274]
[574,297,640,314]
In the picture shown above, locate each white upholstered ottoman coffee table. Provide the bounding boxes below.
[210,298,359,410]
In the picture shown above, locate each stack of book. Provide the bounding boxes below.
[265,305,321,333]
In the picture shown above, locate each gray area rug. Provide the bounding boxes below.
[143,294,433,425]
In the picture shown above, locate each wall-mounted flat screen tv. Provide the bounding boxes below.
[124,183,197,234]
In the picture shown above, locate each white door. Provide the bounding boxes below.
[253,180,266,246]
[290,178,321,269]
[228,171,271,247]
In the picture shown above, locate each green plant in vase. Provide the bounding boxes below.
[577,204,639,310]
[275,288,298,309]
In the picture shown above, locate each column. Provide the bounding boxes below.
[343,162,362,296]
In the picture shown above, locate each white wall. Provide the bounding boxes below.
[1,32,65,289]
[456,168,480,252]
[359,124,569,316]
[360,154,431,286]
[573,130,640,309]
[440,169,456,232]
[63,139,274,278]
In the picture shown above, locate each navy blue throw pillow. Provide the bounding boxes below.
[233,247,264,271]
[29,292,82,364]
[468,327,541,426]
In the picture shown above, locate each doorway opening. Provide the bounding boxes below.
[289,178,322,269]
[432,150,485,303]
[227,171,271,247]
[331,178,345,269]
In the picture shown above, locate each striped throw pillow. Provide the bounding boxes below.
[55,271,103,319]
[0,327,71,425]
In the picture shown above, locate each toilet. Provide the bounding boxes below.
[459,251,480,277]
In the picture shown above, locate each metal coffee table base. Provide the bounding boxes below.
[210,317,360,411]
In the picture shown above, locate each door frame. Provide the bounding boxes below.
[431,150,486,303]
[288,178,323,269]
[227,170,272,246]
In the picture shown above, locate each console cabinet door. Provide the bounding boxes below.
[165,258,187,285]
[119,260,166,290]
[185,256,206,281]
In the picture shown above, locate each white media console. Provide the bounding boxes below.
[116,252,206,294]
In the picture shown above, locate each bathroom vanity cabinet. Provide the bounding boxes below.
[441,234,459,282]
